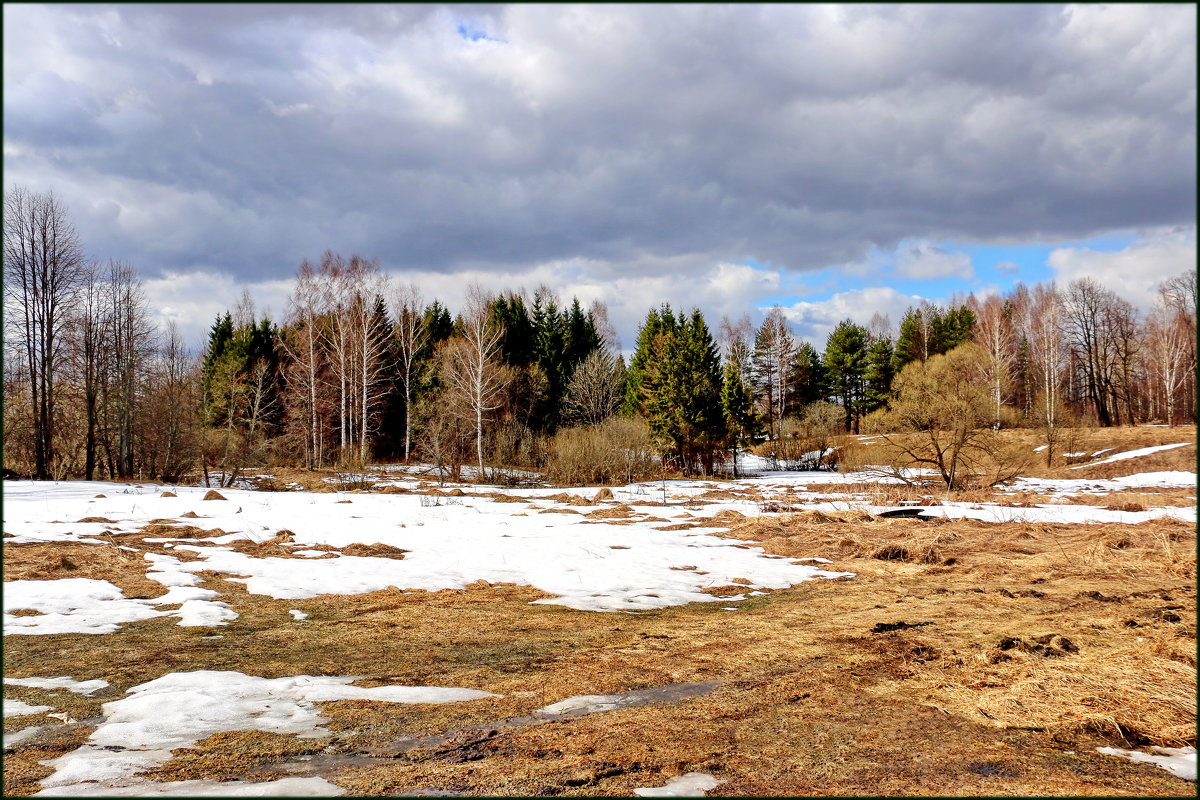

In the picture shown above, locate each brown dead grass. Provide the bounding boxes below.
[584,504,638,520]
[4,431,1196,796]
[3,541,170,600]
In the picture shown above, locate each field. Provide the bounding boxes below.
[3,427,1196,796]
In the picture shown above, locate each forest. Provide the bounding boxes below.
[4,186,1197,485]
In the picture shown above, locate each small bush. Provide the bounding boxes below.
[544,417,659,486]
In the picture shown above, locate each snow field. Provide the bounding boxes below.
[4,458,1196,794]
[37,671,498,793]
[3,480,854,616]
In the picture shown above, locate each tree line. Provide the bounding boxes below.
[4,186,1195,482]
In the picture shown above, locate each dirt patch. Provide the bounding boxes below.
[202,490,227,501]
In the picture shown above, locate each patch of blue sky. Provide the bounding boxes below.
[751,232,1140,308]
[455,23,503,43]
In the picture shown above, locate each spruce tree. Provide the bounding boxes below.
[792,341,828,407]
[644,309,725,474]
[624,304,678,416]
[823,320,868,433]
[863,334,896,413]
[721,361,757,477]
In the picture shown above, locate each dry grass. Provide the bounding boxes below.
[4,429,1196,796]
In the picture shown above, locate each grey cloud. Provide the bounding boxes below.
[3,3,1194,286]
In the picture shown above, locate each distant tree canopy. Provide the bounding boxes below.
[3,185,1193,482]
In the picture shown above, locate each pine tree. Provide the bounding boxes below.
[624,304,678,416]
[792,341,828,407]
[490,293,535,369]
[750,309,795,440]
[863,334,895,413]
[721,361,756,477]
[823,320,868,433]
[643,310,725,474]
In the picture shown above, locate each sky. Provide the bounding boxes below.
[3,3,1195,351]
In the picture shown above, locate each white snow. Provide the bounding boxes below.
[536,694,631,717]
[634,772,723,796]
[1010,471,1197,493]
[4,676,110,695]
[32,777,345,796]
[4,698,53,717]
[288,609,309,620]
[3,575,236,636]
[4,578,166,635]
[1097,745,1196,781]
[3,481,853,614]
[1069,442,1192,469]
[39,670,498,792]
[4,726,45,746]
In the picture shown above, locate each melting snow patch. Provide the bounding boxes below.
[289,609,309,620]
[1069,443,1192,469]
[4,676,109,695]
[634,772,723,796]
[4,698,53,717]
[4,725,44,746]
[4,579,164,635]
[3,575,236,635]
[39,671,498,793]
[33,776,345,796]
[1097,746,1195,781]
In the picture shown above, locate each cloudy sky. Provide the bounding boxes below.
[4,3,1195,350]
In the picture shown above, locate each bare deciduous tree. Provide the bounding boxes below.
[102,261,156,478]
[1063,278,1119,426]
[442,285,509,475]
[3,186,86,478]
[281,259,328,468]
[564,348,624,426]
[392,283,427,461]
[751,307,795,440]
[968,294,1017,430]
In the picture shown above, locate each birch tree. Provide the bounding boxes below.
[443,285,509,475]
[392,282,428,461]
[751,307,795,440]
[281,259,328,468]
[3,186,86,478]
[968,294,1017,430]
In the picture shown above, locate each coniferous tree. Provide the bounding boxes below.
[792,341,828,407]
[823,320,868,433]
[721,361,757,477]
[750,308,795,440]
[863,334,895,414]
[624,304,678,416]
[642,309,725,474]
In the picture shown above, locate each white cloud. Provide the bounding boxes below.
[895,240,974,280]
[777,286,936,346]
[1046,226,1196,309]
[143,271,293,352]
[143,258,787,355]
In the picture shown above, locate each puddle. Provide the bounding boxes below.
[381,680,720,756]
[259,681,722,779]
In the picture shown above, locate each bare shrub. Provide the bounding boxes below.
[544,417,658,486]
